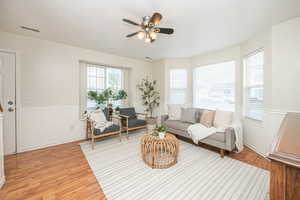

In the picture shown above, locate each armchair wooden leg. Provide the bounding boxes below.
[126,119,129,139]
[220,149,225,158]
[119,131,122,142]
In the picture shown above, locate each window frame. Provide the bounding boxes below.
[243,49,264,121]
[192,60,236,112]
[79,61,126,116]
[169,68,188,104]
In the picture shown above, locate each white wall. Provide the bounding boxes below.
[0,114,5,188]
[154,17,300,156]
[0,31,153,153]
[241,17,300,156]
[152,60,166,116]
[271,17,300,111]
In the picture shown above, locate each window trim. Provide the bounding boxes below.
[243,48,264,121]
[192,60,236,112]
[169,68,188,104]
[79,61,127,118]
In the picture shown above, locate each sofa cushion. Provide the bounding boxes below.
[163,120,191,132]
[213,109,233,129]
[95,124,120,135]
[181,108,197,123]
[168,104,188,120]
[128,119,147,128]
[200,110,215,128]
[119,107,137,119]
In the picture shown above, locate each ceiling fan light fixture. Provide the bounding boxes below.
[123,12,174,43]
[137,31,145,39]
[150,31,157,39]
[144,34,151,43]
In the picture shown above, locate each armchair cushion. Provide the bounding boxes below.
[94,124,120,135]
[119,107,137,119]
[128,119,147,128]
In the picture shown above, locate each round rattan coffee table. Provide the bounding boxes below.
[141,133,179,169]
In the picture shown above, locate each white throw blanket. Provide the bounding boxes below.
[187,121,243,152]
[89,110,113,132]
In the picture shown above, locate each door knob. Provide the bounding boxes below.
[8,107,14,112]
[8,100,14,105]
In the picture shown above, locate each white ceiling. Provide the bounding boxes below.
[0,0,300,60]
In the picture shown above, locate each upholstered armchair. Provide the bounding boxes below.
[119,107,147,138]
[88,110,122,149]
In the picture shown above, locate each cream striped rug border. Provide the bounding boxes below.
[80,131,270,200]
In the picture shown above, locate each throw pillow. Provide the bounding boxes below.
[90,109,107,124]
[181,108,197,123]
[213,109,233,129]
[200,110,215,128]
[168,104,188,120]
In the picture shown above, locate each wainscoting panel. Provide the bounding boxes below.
[19,105,85,152]
[243,109,287,157]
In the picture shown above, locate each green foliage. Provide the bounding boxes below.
[114,90,128,101]
[137,77,160,118]
[155,125,167,133]
[88,88,127,107]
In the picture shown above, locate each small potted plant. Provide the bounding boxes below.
[155,125,167,139]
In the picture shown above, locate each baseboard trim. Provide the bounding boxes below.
[0,175,5,189]
[18,136,85,153]
[245,143,268,158]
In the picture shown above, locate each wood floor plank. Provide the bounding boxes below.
[0,139,269,199]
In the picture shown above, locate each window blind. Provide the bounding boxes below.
[244,50,264,120]
[193,61,235,111]
[169,69,187,104]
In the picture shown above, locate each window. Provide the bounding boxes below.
[244,50,264,120]
[169,69,187,104]
[86,64,123,109]
[193,61,235,111]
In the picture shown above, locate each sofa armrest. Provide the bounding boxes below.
[224,127,236,151]
[161,114,169,124]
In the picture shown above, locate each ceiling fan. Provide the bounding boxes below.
[122,12,174,43]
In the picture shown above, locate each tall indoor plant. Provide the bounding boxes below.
[137,77,160,120]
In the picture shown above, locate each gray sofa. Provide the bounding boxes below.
[161,109,236,157]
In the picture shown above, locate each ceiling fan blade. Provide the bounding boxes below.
[149,12,162,26]
[157,27,174,34]
[126,32,140,38]
[122,18,140,26]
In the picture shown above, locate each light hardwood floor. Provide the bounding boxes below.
[0,137,270,200]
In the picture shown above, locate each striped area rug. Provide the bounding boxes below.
[80,131,270,200]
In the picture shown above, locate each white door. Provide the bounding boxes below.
[0,51,16,155]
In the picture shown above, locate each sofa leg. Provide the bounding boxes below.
[220,149,225,158]
[119,131,122,142]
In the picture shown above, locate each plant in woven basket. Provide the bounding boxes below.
[137,77,160,118]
